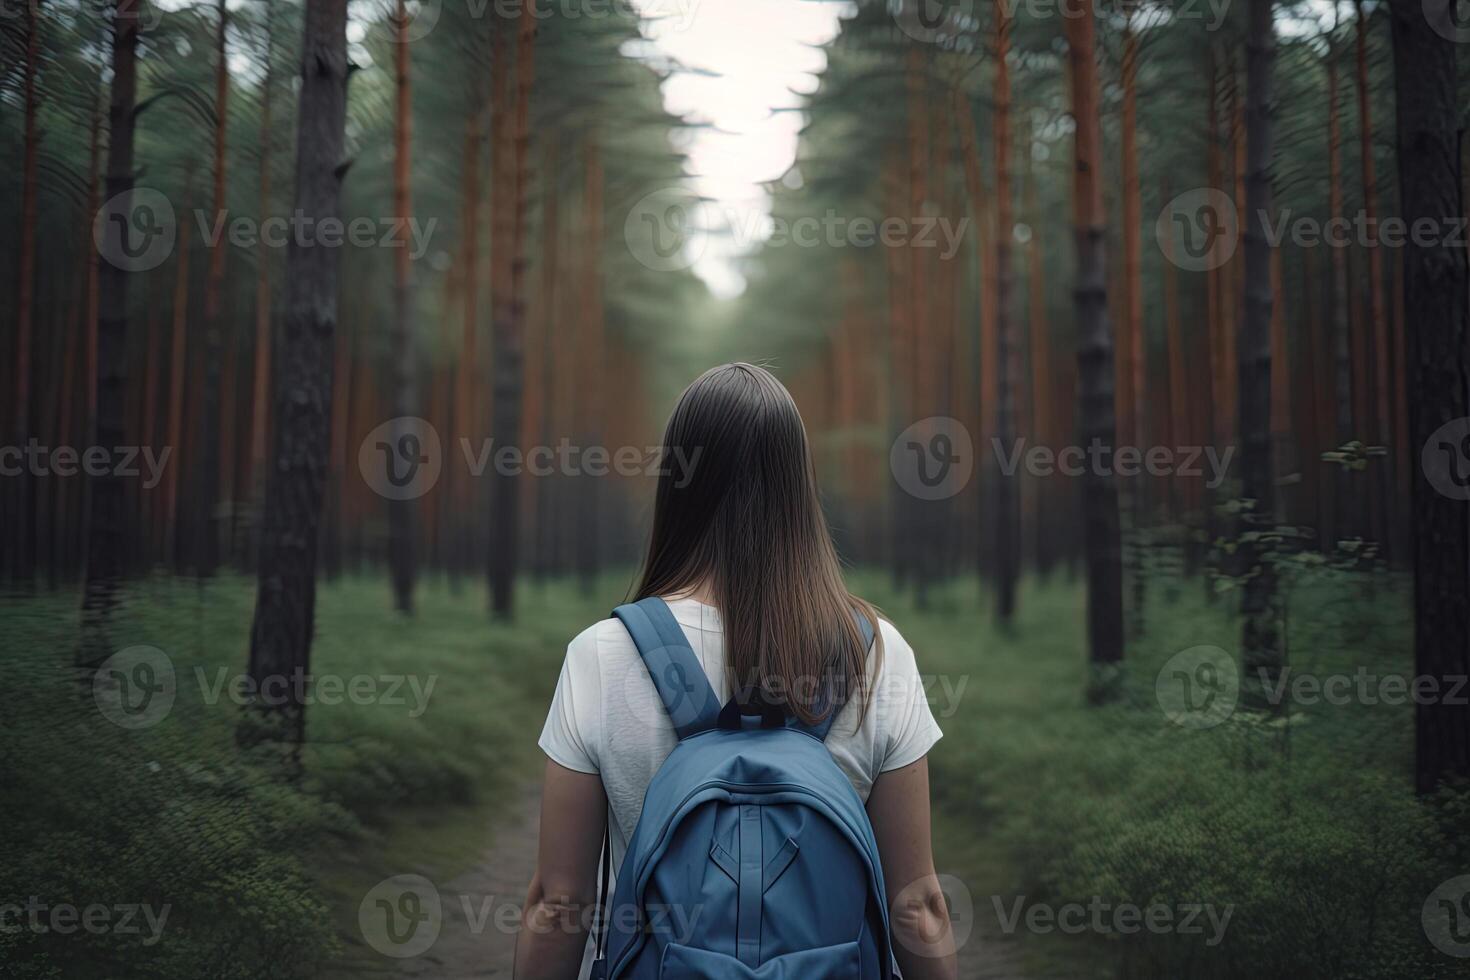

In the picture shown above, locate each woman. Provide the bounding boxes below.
[515,363,956,980]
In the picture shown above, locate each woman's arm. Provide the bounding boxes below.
[867,757,958,980]
[514,758,608,980]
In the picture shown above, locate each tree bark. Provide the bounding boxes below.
[1205,53,1224,455]
[162,174,194,568]
[79,0,142,665]
[1388,0,1470,793]
[992,0,1019,623]
[1024,115,1054,573]
[574,138,604,595]
[198,0,230,575]
[487,9,537,617]
[454,100,482,585]
[1326,26,1354,544]
[533,139,560,580]
[242,0,349,748]
[248,0,276,553]
[388,0,418,614]
[1161,183,1188,519]
[905,47,934,605]
[1064,0,1125,686]
[1120,10,1146,634]
[953,86,993,587]
[12,0,42,585]
[324,323,352,578]
[1353,0,1393,556]
[1238,0,1281,705]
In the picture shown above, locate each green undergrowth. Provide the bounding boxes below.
[2,571,619,979]
[862,569,1470,980]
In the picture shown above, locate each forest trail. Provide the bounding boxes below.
[394,789,541,978]
[396,779,1029,979]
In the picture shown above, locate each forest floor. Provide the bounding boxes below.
[11,565,1430,980]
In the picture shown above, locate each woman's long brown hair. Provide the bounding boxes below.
[633,362,881,726]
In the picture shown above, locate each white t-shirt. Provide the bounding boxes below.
[538,597,944,869]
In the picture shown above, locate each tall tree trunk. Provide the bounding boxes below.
[1391,248,1410,543]
[242,0,349,748]
[139,286,162,563]
[953,85,993,587]
[162,179,193,568]
[956,95,996,439]
[53,301,79,585]
[992,0,1019,623]
[12,0,42,585]
[84,69,103,444]
[218,317,239,558]
[1064,0,1125,690]
[1238,0,1280,706]
[38,298,67,587]
[905,47,934,605]
[453,100,482,587]
[1269,246,1292,520]
[1300,246,1327,546]
[487,9,537,617]
[1196,49,1227,590]
[79,0,142,665]
[1226,63,1243,447]
[1120,10,1146,634]
[1353,0,1393,556]
[1326,27,1353,545]
[1203,51,1225,460]
[1161,184,1187,520]
[198,0,230,575]
[1024,114,1053,574]
[1388,0,1470,793]
[248,0,275,556]
[574,138,604,595]
[533,141,559,581]
[324,323,351,579]
[388,0,418,614]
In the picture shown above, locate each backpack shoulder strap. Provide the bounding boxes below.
[612,597,720,740]
[800,610,877,742]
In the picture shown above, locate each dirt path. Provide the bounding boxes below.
[395,789,542,978]
[397,781,1026,979]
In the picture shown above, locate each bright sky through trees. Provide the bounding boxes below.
[631,0,851,297]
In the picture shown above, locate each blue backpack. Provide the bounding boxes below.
[591,597,894,979]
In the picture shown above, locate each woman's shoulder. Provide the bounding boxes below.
[560,616,643,682]
[869,615,922,676]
